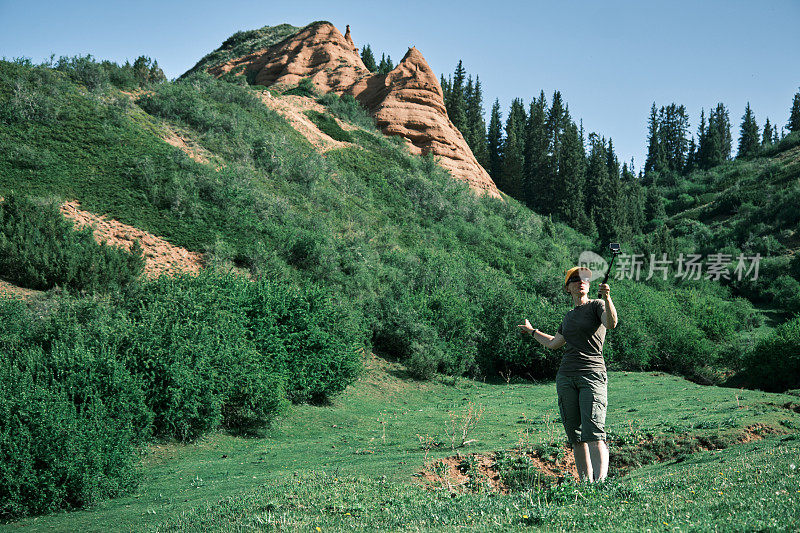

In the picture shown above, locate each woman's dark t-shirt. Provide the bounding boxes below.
[557,299,607,375]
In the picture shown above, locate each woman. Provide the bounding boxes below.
[518,266,618,481]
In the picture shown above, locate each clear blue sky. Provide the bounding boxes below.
[2,0,798,171]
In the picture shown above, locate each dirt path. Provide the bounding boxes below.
[60,201,204,278]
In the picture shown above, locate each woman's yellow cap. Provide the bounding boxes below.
[564,266,592,287]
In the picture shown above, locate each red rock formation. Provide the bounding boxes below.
[208,22,369,93]
[344,24,357,53]
[209,22,499,198]
[349,47,498,197]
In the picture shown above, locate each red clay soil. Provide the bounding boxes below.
[208,22,500,198]
[418,447,578,494]
[0,279,41,300]
[257,92,355,152]
[160,125,212,165]
[60,201,204,278]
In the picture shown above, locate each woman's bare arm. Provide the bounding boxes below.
[535,331,566,349]
[599,283,618,329]
[518,320,566,349]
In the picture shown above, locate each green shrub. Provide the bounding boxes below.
[0,194,144,292]
[739,316,800,391]
[317,92,376,130]
[305,110,352,142]
[244,278,365,403]
[765,275,800,314]
[54,55,110,92]
[283,77,317,97]
[0,301,146,519]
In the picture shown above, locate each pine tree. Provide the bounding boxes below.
[585,135,616,244]
[440,73,451,102]
[698,104,732,168]
[644,103,660,177]
[685,136,697,173]
[621,164,645,236]
[523,91,549,211]
[361,45,377,72]
[788,90,800,133]
[501,111,524,199]
[377,54,394,75]
[466,76,488,169]
[712,102,733,163]
[737,102,760,158]
[487,99,503,186]
[544,91,568,214]
[499,99,526,200]
[553,120,586,222]
[644,187,666,229]
[445,61,467,133]
[659,104,689,172]
[762,118,774,146]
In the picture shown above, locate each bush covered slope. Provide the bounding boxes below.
[0,57,765,382]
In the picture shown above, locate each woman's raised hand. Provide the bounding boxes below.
[517,318,535,335]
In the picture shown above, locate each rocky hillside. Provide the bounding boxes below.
[193,21,500,197]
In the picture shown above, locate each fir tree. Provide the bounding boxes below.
[487,99,503,186]
[762,118,774,146]
[361,45,377,72]
[553,120,586,222]
[788,90,800,133]
[501,111,524,199]
[466,76,488,169]
[377,54,394,75]
[585,135,617,244]
[737,102,760,158]
[523,91,549,211]
[644,103,661,177]
[445,61,467,133]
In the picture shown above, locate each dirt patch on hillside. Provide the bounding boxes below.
[0,279,42,300]
[257,92,354,152]
[60,201,204,278]
[160,124,213,165]
[417,447,578,494]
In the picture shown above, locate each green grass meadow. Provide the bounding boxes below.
[5,359,799,532]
